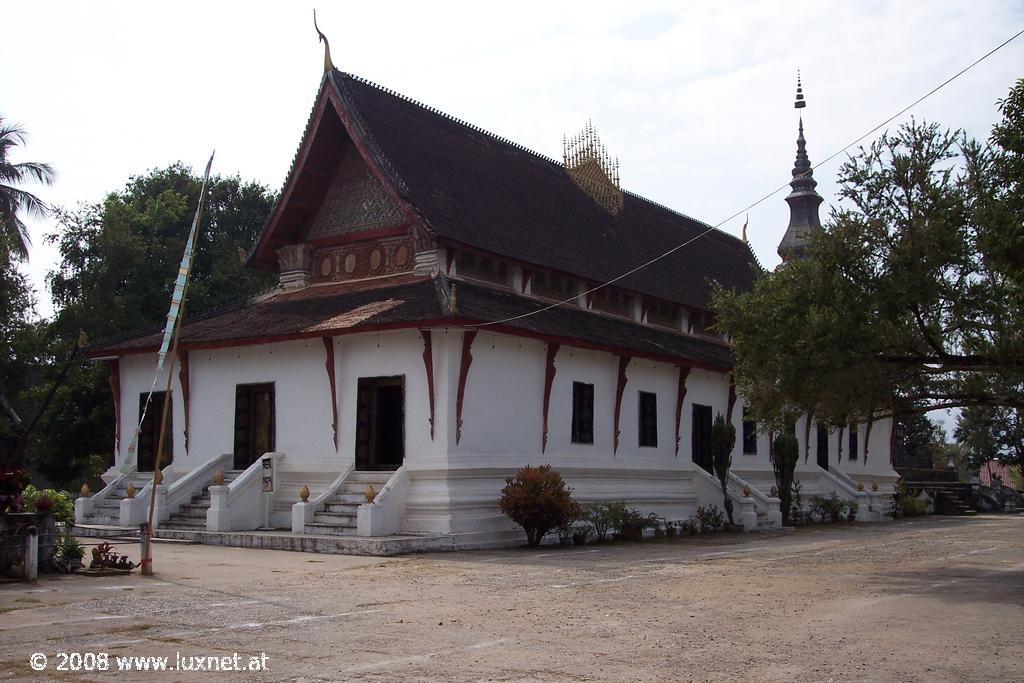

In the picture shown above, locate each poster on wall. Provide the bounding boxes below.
[261,456,274,493]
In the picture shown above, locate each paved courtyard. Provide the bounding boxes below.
[1,515,1021,681]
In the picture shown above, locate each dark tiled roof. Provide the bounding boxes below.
[452,281,733,368]
[330,71,759,311]
[85,275,440,355]
[87,275,732,369]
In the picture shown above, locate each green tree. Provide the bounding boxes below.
[771,432,799,526]
[0,238,39,470]
[891,412,944,470]
[954,406,1023,471]
[25,164,276,487]
[713,79,1024,435]
[0,118,54,259]
[711,413,736,525]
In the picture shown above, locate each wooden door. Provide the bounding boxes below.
[234,383,275,470]
[137,392,172,472]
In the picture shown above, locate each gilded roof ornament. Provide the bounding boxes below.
[563,120,623,216]
[313,10,334,73]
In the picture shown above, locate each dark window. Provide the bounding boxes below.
[692,403,713,473]
[137,391,172,472]
[742,409,757,454]
[848,423,858,460]
[646,301,680,329]
[638,392,658,447]
[233,383,275,470]
[571,382,595,444]
[592,287,630,317]
[816,424,829,471]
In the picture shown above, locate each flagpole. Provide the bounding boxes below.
[141,152,215,575]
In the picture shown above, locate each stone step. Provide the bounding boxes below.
[304,523,356,537]
[348,471,395,484]
[168,515,206,525]
[342,483,385,496]
[328,493,367,505]
[312,512,356,525]
[191,495,211,505]
[178,504,209,515]
[162,519,206,529]
[84,515,120,526]
[327,501,364,511]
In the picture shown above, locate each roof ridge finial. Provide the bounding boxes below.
[794,69,806,109]
[313,9,334,74]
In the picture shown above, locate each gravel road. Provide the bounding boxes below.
[1,515,1021,681]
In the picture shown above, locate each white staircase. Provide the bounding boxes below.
[304,471,393,536]
[162,470,242,530]
[79,473,153,526]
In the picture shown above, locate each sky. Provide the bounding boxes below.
[2,1,1023,431]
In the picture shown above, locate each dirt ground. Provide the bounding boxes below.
[0,515,1021,682]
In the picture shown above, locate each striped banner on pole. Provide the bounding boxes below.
[123,153,215,470]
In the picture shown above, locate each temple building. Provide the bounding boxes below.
[76,55,898,550]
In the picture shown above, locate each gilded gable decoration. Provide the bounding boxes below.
[563,121,623,216]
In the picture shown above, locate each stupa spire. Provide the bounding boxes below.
[778,71,823,262]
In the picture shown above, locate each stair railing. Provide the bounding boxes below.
[356,466,409,537]
[208,452,285,532]
[155,453,233,528]
[74,468,132,524]
[291,464,354,533]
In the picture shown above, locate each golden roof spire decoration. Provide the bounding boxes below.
[313,9,334,73]
[563,120,623,216]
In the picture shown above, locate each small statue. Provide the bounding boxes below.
[365,484,377,503]
[299,485,310,503]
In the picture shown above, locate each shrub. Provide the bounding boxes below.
[619,507,657,540]
[696,504,725,532]
[56,532,85,562]
[771,432,799,525]
[582,501,625,542]
[810,492,842,523]
[500,465,578,547]
[899,494,928,517]
[711,413,737,525]
[0,469,27,514]
[22,485,75,525]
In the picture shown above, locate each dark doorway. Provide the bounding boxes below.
[137,392,172,472]
[816,424,829,471]
[356,376,405,471]
[234,383,275,470]
[691,403,713,473]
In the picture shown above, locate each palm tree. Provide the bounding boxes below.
[0,117,55,259]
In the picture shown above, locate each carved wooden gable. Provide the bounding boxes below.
[303,147,415,283]
[305,147,406,240]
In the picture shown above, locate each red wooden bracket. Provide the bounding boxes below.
[675,366,691,457]
[455,330,478,445]
[541,343,560,453]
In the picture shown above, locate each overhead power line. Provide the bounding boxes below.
[466,27,1024,329]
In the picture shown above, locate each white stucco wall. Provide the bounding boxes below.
[109,326,897,540]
